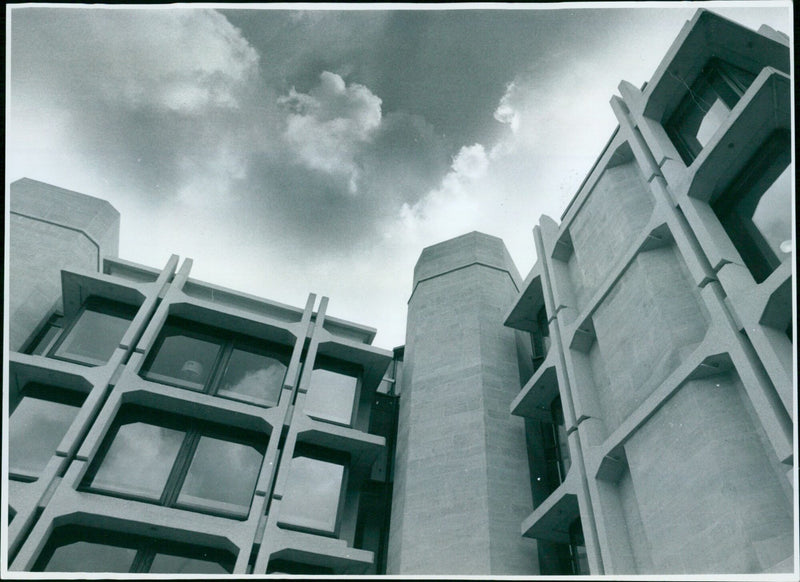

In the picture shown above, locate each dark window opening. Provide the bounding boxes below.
[541,396,571,493]
[531,305,551,372]
[266,559,333,575]
[49,298,137,366]
[712,130,792,283]
[9,383,85,481]
[81,404,266,520]
[32,526,234,573]
[665,58,757,164]
[141,317,290,408]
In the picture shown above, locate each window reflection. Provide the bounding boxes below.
[53,300,136,366]
[10,388,82,479]
[177,436,262,518]
[141,318,290,408]
[218,347,286,406]
[279,455,346,535]
[82,406,266,520]
[304,368,358,426]
[88,421,183,501]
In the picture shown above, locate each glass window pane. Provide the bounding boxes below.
[751,165,793,260]
[87,422,183,501]
[176,436,263,518]
[217,347,286,406]
[150,553,231,574]
[43,541,136,573]
[143,328,222,391]
[53,305,133,366]
[279,456,345,535]
[10,397,80,478]
[695,97,731,147]
[304,368,358,426]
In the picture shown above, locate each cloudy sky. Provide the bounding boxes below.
[6,3,792,348]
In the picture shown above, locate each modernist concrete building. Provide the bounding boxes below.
[3,8,795,578]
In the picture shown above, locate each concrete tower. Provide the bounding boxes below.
[387,232,538,574]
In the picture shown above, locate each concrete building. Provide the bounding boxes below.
[3,9,795,577]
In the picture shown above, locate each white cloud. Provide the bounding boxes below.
[278,71,382,193]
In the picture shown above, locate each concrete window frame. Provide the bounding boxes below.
[140,315,292,409]
[663,58,756,165]
[80,403,267,521]
[32,524,236,573]
[710,129,792,284]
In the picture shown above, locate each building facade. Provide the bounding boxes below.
[3,9,795,577]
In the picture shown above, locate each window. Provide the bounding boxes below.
[278,445,349,536]
[33,526,234,573]
[541,396,571,493]
[712,130,792,283]
[141,317,290,407]
[9,383,84,481]
[50,298,137,366]
[665,58,756,164]
[81,405,265,520]
[303,360,360,426]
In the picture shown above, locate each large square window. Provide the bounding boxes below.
[50,298,137,366]
[9,383,84,481]
[33,526,234,573]
[278,445,349,536]
[82,405,266,520]
[665,58,756,165]
[303,362,360,426]
[141,318,289,407]
[712,130,792,283]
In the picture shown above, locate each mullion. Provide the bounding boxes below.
[161,429,202,507]
[130,546,154,574]
[208,339,235,396]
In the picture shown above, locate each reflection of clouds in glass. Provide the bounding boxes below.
[45,541,136,573]
[11,398,79,475]
[752,166,792,257]
[304,369,357,425]
[222,352,286,404]
[280,456,344,532]
[179,436,262,510]
[91,422,183,499]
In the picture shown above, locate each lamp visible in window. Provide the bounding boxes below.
[141,318,289,407]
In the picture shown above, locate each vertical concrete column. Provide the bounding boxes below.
[388,232,538,575]
[8,178,120,350]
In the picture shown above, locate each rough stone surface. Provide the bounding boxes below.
[9,179,120,350]
[389,232,538,575]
